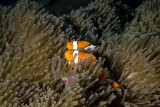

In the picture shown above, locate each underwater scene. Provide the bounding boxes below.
[0,0,160,106]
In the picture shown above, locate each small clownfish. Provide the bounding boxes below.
[108,79,120,88]
[67,41,100,52]
[112,81,120,88]
[99,69,120,88]
[65,50,96,65]
[99,68,111,79]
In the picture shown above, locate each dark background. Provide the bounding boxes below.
[0,0,146,16]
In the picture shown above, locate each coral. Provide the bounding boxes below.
[124,0,160,33]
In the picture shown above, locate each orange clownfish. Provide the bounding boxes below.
[65,50,96,65]
[99,69,119,88]
[107,79,120,88]
[112,81,120,88]
[67,41,100,51]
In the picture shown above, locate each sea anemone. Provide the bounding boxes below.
[62,0,120,43]
[100,31,160,106]
[0,73,39,106]
[52,54,123,106]
[0,0,70,81]
[124,0,160,33]
[0,0,160,106]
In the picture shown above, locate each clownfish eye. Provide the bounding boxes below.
[70,53,72,54]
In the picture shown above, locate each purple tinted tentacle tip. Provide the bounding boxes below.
[61,77,74,85]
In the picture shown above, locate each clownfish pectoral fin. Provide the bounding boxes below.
[65,50,74,62]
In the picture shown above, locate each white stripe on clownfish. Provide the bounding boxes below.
[73,50,79,64]
[73,41,78,50]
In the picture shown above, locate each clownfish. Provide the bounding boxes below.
[99,69,119,88]
[65,42,120,89]
[65,50,96,64]
[112,81,120,88]
[108,79,120,88]
[67,41,100,52]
